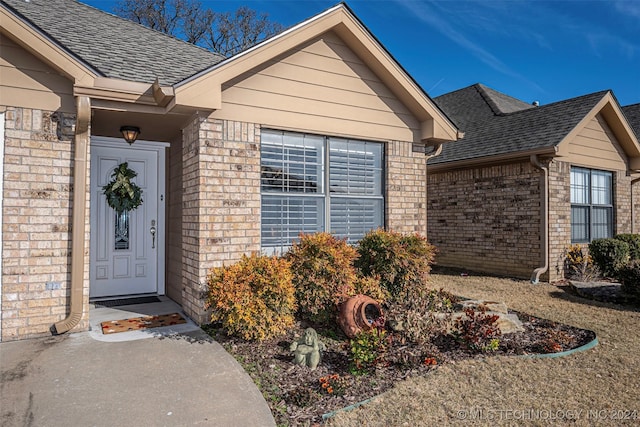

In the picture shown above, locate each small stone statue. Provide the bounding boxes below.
[290,328,325,370]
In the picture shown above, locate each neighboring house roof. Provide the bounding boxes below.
[431,83,612,165]
[0,0,224,85]
[623,103,640,137]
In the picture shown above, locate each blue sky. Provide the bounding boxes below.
[83,0,640,106]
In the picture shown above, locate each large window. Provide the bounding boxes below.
[570,167,613,242]
[261,130,384,253]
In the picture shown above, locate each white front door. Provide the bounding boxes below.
[90,139,165,298]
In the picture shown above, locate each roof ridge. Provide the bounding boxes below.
[474,84,502,116]
[475,83,533,116]
[501,89,610,118]
[434,83,480,100]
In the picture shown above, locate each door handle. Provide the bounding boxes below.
[150,220,156,249]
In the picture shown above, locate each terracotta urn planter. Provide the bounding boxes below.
[338,294,384,338]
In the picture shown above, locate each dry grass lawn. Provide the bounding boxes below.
[329,270,640,426]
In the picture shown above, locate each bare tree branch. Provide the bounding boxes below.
[205,6,285,57]
[115,1,284,57]
[116,0,184,36]
[182,4,214,45]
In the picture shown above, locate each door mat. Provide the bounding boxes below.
[93,296,161,308]
[101,313,187,334]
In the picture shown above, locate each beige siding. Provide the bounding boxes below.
[212,31,420,142]
[565,114,627,171]
[0,36,74,112]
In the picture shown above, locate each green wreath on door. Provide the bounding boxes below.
[102,162,143,213]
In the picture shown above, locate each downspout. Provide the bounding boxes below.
[54,96,90,334]
[530,154,549,284]
[425,144,443,161]
[425,144,443,237]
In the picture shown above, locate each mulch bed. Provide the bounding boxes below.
[204,310,595,426]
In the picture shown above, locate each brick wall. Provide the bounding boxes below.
[549,160,634,281]
[615,171,633,235]
[427,161,543,279]
[547,160,571,281]
[179,117,261,324]
[1,107,89,341]
[386,141,427,234]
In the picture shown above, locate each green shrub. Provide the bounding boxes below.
[205,254,296,341]
[588,238,630,279]
[619,260,640,299]
[349,326,389,374]
[286,232,357,323]
[356,229,436,303]
[615,234,640,261]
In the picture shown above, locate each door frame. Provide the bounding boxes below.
[90,136,168,297]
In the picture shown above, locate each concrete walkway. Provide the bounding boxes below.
[0,300,276,427]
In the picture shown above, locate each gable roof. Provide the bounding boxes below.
[0,0,223,86]
[431,83,640,170]
[171,3,459,143]
[623,103,640,137]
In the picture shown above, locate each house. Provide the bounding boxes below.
[0,0,459,341]
[427,83,640,282]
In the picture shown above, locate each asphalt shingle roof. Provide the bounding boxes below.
[431,83,608,165]
[622,103,640,138]
[1,0,224,85]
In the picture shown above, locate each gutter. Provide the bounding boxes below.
[530,155,549,284]
[53,96,90,334]
[429,147,556,173]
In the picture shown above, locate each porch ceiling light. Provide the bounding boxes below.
[120,126,140,145]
